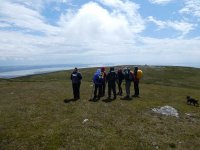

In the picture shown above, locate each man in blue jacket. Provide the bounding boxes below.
[93,69,104,100]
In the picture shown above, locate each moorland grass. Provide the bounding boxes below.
[0,66,200,150]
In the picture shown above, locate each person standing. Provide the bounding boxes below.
[106,67,117,100]
[70,67,82,100]
[117,68,124,96]
[101,67,107,97]
[123,67,133,99]
[93,69,103,100]
[133,67,141,97]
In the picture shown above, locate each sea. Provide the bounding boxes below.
[0,64,99,79]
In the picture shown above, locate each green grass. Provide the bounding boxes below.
[0,66,200,150]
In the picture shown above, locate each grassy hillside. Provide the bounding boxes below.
[0,65,200,150]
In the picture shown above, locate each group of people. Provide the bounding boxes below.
[70,66,142,100]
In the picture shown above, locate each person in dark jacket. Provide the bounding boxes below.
[101,67,107,97]
[93,69,103,100]
[133,67,139,97]
[123,67,133,99]
[106,67,117,99]
[117,68,124,96]
[70,67,82,99]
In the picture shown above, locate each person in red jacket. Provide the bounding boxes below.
[101,67,107,97]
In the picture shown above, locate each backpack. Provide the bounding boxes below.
[97,73,104,83]
[109,71,116,81]
[137,70,143,79]
[124,71,133,81]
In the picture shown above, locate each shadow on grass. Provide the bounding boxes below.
[120,97,133,101]
[88,98,100,102]
[102,98,116,103]
[64,98,79,103]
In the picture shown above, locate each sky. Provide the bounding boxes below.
[0,0,200,67]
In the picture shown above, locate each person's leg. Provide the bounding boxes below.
[125,81,128,97]
[119,80,122,95]
[137,81,139,96]
[98,85,102,99]
[113,83,116,99]
[125,81,131,98]
[93,84,98,99]
[77,83,80,99]
[102,82,105,96]
[127,81,131,97]
[108,84,111,99]
[117,82,120,95]
[72,84,76,99]
[74,84,79,99]
[135,81,139,96]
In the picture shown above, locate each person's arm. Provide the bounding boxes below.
[70,73,72,80]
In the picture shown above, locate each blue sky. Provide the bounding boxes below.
[0,0,200,67]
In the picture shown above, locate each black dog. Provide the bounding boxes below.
[186,96,199,106]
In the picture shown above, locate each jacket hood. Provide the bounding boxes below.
[95,69,101,75]
[101,67,105,72]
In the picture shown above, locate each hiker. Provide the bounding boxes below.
[93,69,104,100]
[133,67,142,97]
[106,67,117,99]
[101,67,107,97]
[117,68,124,96]
[123,67,134,99]
[70,67,82,100]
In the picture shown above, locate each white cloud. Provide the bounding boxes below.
[0,22,11,28]
[149,0,174,5]
[98,0,145,33]
[0,0,71,12]
[59,1,144,43]
[0,1,60,35]
[148,16,195,37]
[127,36,200,66]
[179,0,200,18]
[0,0,199,67]
[0,0,145,61]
